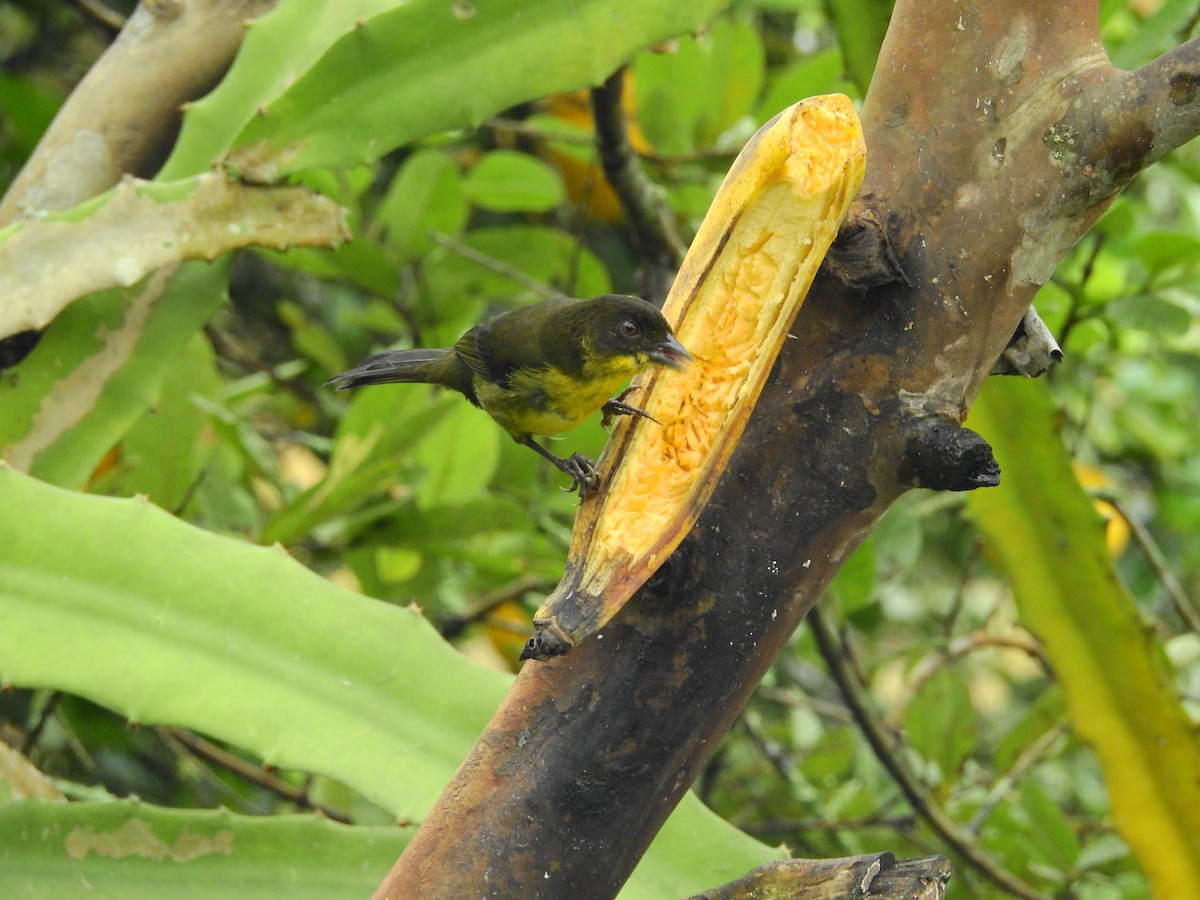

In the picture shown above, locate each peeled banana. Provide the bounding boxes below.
[521,94,866,660]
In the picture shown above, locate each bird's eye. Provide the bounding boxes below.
[621,320,639,337]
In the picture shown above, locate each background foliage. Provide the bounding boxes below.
[2,0,1199,897]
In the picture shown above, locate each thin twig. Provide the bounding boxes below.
[484,117,737,167]
[1110,497,1200,635]
[19,691,61,755]
[741,814,917,836]
[942,539,983,638]
[967,723,1068,835]
[808,604,1045,900]
[426,231,569,301]
[439,574,546,639]
[738,714,797,788]
[884,631,1049,729]
[72,0,127,32]
[157,728,265,816]
[202,323,321,408]
[159,727,354,823]
[590,67,684,301]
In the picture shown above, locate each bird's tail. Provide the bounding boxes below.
[327,348,461,390]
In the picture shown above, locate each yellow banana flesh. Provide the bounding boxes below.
[521,94,866,660]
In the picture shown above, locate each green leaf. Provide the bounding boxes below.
[161,0,408,178]
[994,686,1065,772]
[259,238,401,298]
[0,800,406,899]
[0,74,61,160]
[463,150,566,212]
[1019,781,1081,870]
[409,402,503,508]
[175,0,726,180]
[635,17,766,155]
[1132,230,1200,273]
[756,50,854,124]
[374,149,468,259]
[94,334,222,511]
[0,467,781,896]
[1107,294,1192,335]
[967,377,1200,897]
[261,387,459,544]
[904,669,977,782]
[828,537,876,615]
[824,0,892,95]
[0,262,228,489]
[0,464,510,818]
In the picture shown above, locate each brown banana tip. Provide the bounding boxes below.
[519,627,573,661]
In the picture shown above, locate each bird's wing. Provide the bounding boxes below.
[452,327,506,385]
[458,299,583,388]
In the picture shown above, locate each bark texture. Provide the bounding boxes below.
[378,2,1200,897]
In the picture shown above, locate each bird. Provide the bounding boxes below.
[328,294,692,492]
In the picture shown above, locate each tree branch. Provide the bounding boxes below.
[0,0,278,226]
[376,3,1200,895]
[590,67,685,301]
[807,605,1043,900]
[1112,35,1200,170]
[692,852,952,900]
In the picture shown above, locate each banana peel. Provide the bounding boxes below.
[521,94,866,660]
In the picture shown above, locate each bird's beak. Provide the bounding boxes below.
[648,333,696,372]
[647,333,693,371]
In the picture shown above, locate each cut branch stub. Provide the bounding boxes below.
[899,417,1000,492]
[521,94,866,660]
[691,853,953,900]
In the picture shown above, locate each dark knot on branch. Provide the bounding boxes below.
[899,416,1000,491]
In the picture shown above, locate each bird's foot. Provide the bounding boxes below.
[601,388,660,429]
[556,452,600,494]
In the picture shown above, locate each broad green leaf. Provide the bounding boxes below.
[756,50,855,125]
[0,73,61,161]
[0,464,508,818]
[409,401,503,508]
[0,800,407,899]
[627,798,785,899]
[904,669,978,783]
[1132,230,1200,273]
[1019,781,1081,871]
[160,0,407,178]
[374,149,468,260]
[827,537,876,616]
[824,0,893,94]
[1109,0,1199,70]
[258,238,401,298]
[0,262,228,489]
[1107,294,1192,335]
[463,150,566,212]
[0,467,781,896]
[634,17,765,155]
[94,334,222,511]
[184,0,726,179]
[993,686,1065,773]
[967,377,1200,897]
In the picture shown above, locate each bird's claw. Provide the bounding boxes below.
[601,388,659,429]
[558,452,600,494]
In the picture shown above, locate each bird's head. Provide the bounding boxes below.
[582,294,692,374]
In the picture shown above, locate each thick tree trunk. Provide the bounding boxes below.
[377,1,1200,897]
